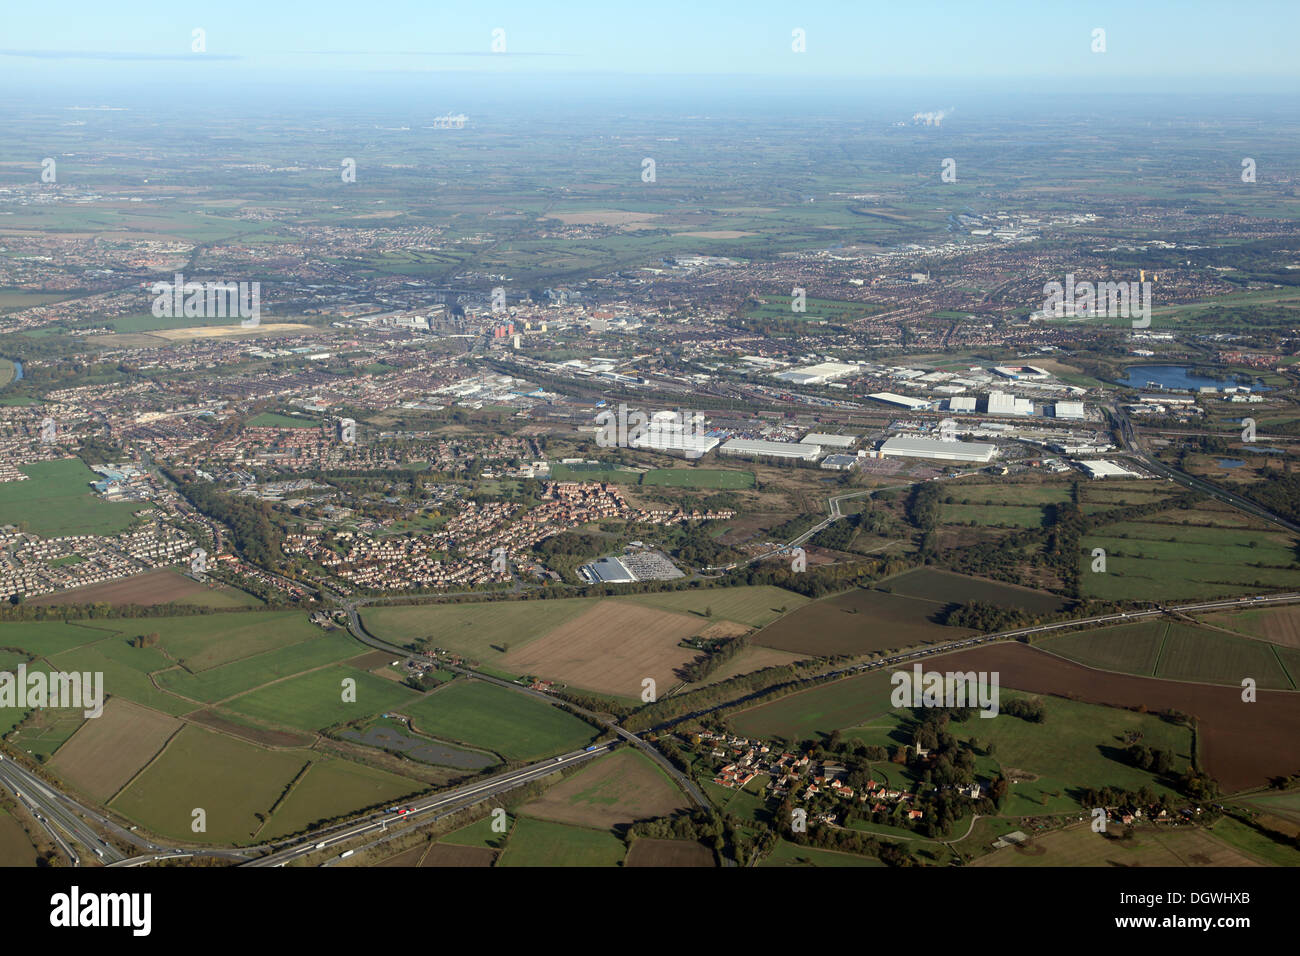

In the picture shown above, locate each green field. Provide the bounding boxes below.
[883,568,1066,614]
[1081,519,1300,601]
[1201,815,1300,867]
[223,665,420,733]
[1044,620,1296,688]
[362,598,594,666]
[0,459,145,536]
[496,816,627,867]
[550,463,641,483]
[1039,621,1167,675]
[46,642,194,716]
[261,758,424,839]
[6,706,84,757]
[620,585,809,628]
[942,504,1050,528]
[402,680,596,762]
[1153,623,1295,689]
[943,483,1070,506]
[956,694,1193,815]
[0,620,119,657]
[753,587,968,657]
[136,611,324,672]
[155,631,360,703]
[440,812,512,849]
[640,468,755,489]
[1240,789,1300,827]
[758,839,886,867]
[110,725,309,844]
[730,670,898,742]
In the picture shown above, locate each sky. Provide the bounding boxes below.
[0,0,1296,95]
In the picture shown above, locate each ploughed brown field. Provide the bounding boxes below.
[933,642,1300,793]
[28,568,253,608]
[47,698,180,802]
[184,710,314,748]
[625,838,717,867]
[421,844,496,867]
[501,601,704,698]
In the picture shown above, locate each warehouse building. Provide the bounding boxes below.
[946,396,977,412]
[802,432,858,448]
[1052,401,1085,420]
[867,392,934,411]
[1077,459,1143,479]
[820,454,859,471]
[774,361,860,385]
[984,390,1034,416]
[720,438,823,462]
[878,435,998,463]
[628,423,721,458]
[579,556,636,583]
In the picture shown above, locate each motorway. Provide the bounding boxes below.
[246,743,613,867]
[342,607,711,808]
[1109,405,1300,534]
[10,411,1299,867]
[0,756,125,864]
[651,590,1300,732]
[0,753,259,867]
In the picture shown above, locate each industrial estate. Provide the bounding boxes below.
[0,11,1297,891]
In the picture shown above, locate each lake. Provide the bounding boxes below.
[1118,364,1267,392]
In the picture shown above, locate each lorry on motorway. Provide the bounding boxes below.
[339,849,354,859]
[315,842,327,850]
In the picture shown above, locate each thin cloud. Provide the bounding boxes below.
[0,49,242,61]
[283,50,577,57]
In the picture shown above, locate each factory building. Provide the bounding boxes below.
[878,435,998,463]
